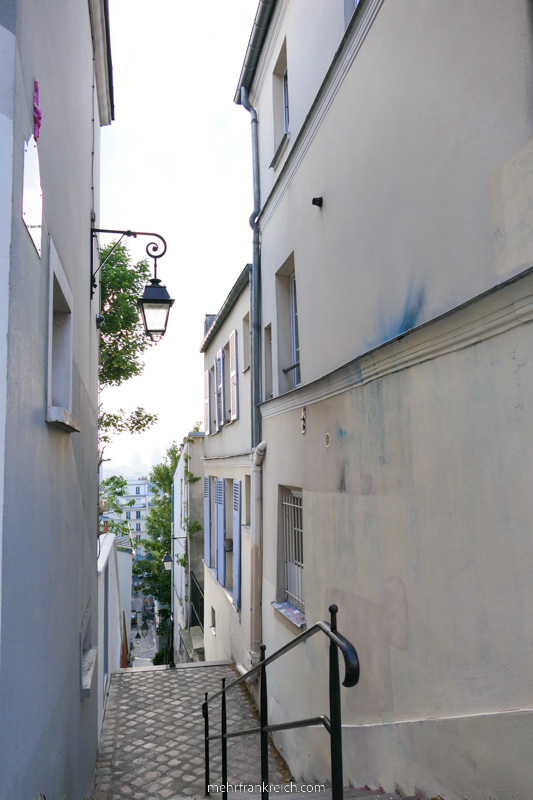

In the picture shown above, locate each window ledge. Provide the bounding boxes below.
[272,600,306,631]
[269,132,290,169]
[46,406,80,432]
[81,646,97,698]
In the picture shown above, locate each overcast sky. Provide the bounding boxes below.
[99,0,258,474]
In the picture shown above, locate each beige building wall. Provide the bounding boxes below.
[202,268,253,668]
[239,0,533,797]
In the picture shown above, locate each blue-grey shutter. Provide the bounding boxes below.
[215,478,225,585]
[204,477,211,567]
[232,481,242,609]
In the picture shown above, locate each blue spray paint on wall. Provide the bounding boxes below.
[379,282,426,343]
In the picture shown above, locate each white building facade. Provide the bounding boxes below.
[229,1,533,798]
[0,0,113,796]
[201,265,254,668]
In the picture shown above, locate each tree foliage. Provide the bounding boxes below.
[133,443,180,605]
[99,241,153,388]
[99,475,134,540]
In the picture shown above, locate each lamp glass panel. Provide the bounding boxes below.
[141,302,170,334]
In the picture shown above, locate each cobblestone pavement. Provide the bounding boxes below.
[92,662,285,800]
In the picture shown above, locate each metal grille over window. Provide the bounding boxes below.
[282,490,304,611]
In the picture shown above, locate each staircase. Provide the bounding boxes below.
[92,662,422,800]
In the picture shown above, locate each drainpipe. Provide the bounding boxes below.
[250,440,267,669]
[241,86,261,450]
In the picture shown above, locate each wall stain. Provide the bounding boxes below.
[380,282,426,342]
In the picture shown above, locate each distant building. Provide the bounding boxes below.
[201,265,252,665]
[118,477,154,560]
[172,432,205,662]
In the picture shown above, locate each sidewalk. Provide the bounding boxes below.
[93,662,286,800]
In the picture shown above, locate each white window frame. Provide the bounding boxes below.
[229,329,239,422]
[281,489,304,612]
[290,274,301,387]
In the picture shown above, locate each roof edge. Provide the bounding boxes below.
[234,0,277,104]
[200,264,251,352]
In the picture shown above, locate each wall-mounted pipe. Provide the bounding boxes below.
[241,87,262,450]
[250,440,267,670]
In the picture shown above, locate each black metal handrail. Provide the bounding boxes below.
[201,604,359,800]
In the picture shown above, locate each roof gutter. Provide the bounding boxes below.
[234,0,277,104]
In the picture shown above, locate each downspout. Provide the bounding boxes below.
[241,86,265,672]
[250,440,267,668]
[241,86,261,450]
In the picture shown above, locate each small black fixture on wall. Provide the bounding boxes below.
[312,196,323,207]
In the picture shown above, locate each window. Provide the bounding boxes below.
[276,254,301,392]
[290,274,301,387]
[264,323,273,400]
[208,329,239,434]
[136,523,141,532]
[46,239,79,431]
[344,0,363,29]
[271,40,289,168]
[242,313,250,370]
[126,511,131,520]
[281,489,304,612]
[136,510,141,519]
[229,329,238,422]
[136,535,141,543]
[136,486,140,495]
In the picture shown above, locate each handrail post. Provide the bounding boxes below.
[222,678,228,800]
[203,692,210,796]
[260,644,269,800]
[329,604,343,800]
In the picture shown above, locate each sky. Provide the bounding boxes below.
[99,0,258,476]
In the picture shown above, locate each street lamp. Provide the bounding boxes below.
[135,631,141,641]
[91,226,174,341]
[162,550,176,668]
[140,621,149,638]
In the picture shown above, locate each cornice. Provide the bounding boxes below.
[261,268,533,420]
[203,452,252,470]
[258,0,385,231]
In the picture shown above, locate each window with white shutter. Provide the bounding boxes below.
[229,329,238,421]
[215,349,225,431]
[204,370,211,435]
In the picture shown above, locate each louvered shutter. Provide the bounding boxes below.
[203,477,211,567]
[232,481,241,609]
[229,329,238,421]
[214,477,225,585]
[215,349,225,431]
[204,371,211,435]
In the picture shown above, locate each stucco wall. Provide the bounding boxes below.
[256,0,533,390]
[0,1,101,796]
[259,274,533,796]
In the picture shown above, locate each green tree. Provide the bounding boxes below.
[96,241,158,462]
[99,475,134,541]
[99,241,153,387]
[133,443,180,605]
